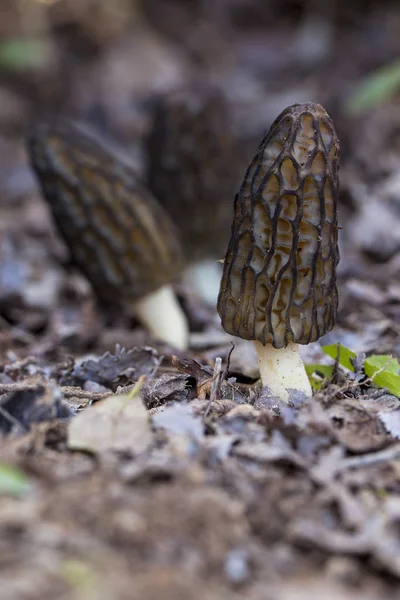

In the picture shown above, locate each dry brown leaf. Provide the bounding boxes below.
[68,346,161,389]
[152,403,204,441]
[327,399,388,452]
[142,374,189,408]
[68,392,153,455]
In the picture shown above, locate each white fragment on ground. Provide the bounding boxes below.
[224,548,249,584]
[378,410,400,440]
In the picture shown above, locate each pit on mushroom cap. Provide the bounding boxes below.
[218,102,340,403]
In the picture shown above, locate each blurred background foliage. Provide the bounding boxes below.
[1,0,399,120]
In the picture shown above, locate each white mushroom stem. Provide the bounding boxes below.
[134,285,189,350]
[183,259,223,305]
[253,340,312,403]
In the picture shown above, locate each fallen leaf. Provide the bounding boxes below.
[0,386,71,433]
[365,355,400,374]
[0,38,52,71]
[327,399,387,452]
[346,58,400,114]
[142,374,190,408]
[233,441,307,468]
[68,392,153,455]
[172,355,246,403]
[0,462,31,497]
[364,355,400,397]
[305,364,334,390]
[152,403,204,441]
[322,344,356,372]
[69,346,161,389]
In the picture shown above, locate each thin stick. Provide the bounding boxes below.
[225,342,235,379]
[336,444,400,471]
[0,406,28,432]
[205,357,222,418]
[0,382,109,403]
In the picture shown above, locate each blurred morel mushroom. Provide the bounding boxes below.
[218,102,340,402]
[28,120,189,350]
[146,85,242,303]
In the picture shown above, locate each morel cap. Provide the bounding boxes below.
[28,120,185,305]
[218,102,340,349]
[146,85,240,261]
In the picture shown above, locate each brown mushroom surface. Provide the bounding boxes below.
[146,85,240,260]
[218,102,340,401]
[28,120,189,349]
[146,85,243,303]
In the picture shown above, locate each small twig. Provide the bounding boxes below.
[59,387,108,401]
[351,352,365,377]
[0,382,42,395]
[205,357,222,418]
[225,342,235,379]
[336,444,400,472]
[320,368,390,402]
[148,355,164,379]
[114,376,147,424]
[126,375,146,400]
[0,382,109,403]
[0,406,28,432]
[331,342,341,384]
[210,358,223,402]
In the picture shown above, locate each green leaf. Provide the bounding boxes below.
[346,59,400,115]
[364,355,400,398]
[365,355,400,374]
[0,38,49,71]
[305,364,334,390]
[61,559,95,589]
[321,344,356,372]
[0,462,31,497]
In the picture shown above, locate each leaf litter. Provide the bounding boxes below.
[3,340,400,597]
[6,340,400,596]
[68,389,153,456]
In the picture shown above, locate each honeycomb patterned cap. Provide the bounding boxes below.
[146,85,241,261]
[218,102,340,349]
[28,120,185,305]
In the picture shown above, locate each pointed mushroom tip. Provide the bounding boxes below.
[274,101,333,125]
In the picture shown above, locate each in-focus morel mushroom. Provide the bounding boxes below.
[218,102,340,402]
[146,85,242,302]
[28,120,189,350]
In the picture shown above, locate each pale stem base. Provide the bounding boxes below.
[253,340,312,403]
[134,285,189,350]
[183,259,223,305]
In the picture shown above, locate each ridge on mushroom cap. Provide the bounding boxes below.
[218,102,340,349]
[28,120,185,305]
